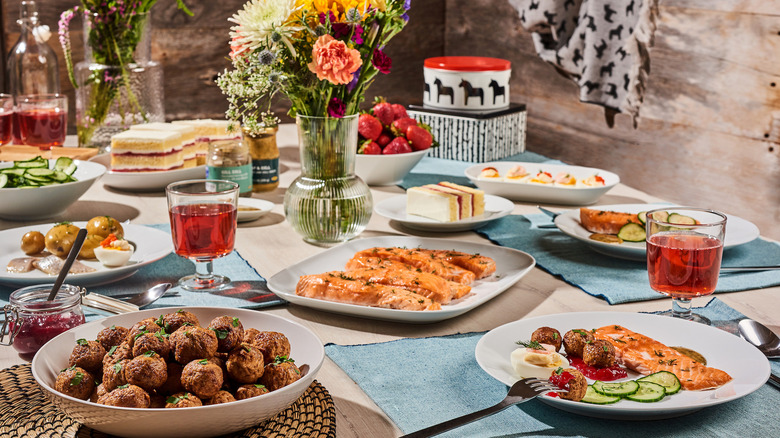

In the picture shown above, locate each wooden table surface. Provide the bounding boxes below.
[1,124,778,437]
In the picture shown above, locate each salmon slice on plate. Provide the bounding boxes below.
[351,247,476,284]
[580,207,641,235]
[342,267,457,304]
[594,324,732,390]
[345,257,471,299]
[417,249,496,279]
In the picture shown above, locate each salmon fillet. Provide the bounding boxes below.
[417,249,496,279]
[352,247,476,284]
[580,208,641,235]
[296,272,441,311]
[345,257,471,299]
[344,267,458,304]
[594,325,732,390]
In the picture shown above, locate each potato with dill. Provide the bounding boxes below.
[45,222,81,258]
[87,216,124,239]
[20,231,45,255]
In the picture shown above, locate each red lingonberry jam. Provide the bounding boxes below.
[568,356,627,381]
[10,311,85,355]
[549,370,575,391]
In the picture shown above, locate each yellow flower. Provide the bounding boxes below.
[301,0,375,21]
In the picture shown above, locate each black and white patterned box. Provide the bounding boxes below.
[407,103,527,162]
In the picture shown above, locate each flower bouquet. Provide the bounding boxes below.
[218,0,411,244]
[59,0,192,148]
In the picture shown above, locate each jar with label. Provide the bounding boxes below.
[207,139,253,197]
[245,126,279,192]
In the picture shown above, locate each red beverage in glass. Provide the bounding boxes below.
[0,112,12,145]
[170,203,237,261]
[647,232,723,297]
[17,108,67,149]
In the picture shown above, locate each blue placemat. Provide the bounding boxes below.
[399,151,563,189]
[474,214,780,304]
[325,298,780,437]
[0,224,285,317]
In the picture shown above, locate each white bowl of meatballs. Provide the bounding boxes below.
[31,307,325,438]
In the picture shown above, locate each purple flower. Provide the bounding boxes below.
[347,70,360,92]
[352,25,364,44]
[372,50,392,74]
[319,11,337,25]
[328,97,345,118]
[404,0,412,10]
[332,22,351,40]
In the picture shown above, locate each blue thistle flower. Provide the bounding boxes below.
[258,49,276,65]
[346,8,361,22]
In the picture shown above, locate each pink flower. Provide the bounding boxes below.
[307,35,362,85]
[372,49,391,74]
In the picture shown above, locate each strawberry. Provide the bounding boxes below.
[383,137,413,154]
[391,117,418,136]
[358,139,382,155]
[358,113,382,140]
[391,104,408,121]
[406,125,433,151]
[377,132,392,147]
[372,102,394,126]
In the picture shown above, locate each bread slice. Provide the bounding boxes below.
[437,182,485,216]
[406,186,460,222]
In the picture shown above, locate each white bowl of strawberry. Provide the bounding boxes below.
[355,100,436,186]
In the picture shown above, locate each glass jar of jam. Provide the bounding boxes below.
[1,284,85,357]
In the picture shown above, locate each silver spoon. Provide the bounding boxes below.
[738,319,780,389]
[82,283,172,314]
[120,283,172,308]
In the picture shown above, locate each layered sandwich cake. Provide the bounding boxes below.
[406,182,485,222]
[172,119,242,165]
[110,130,183,172]
[130,122,198,168]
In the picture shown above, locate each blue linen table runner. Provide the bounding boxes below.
[325,298,780,437]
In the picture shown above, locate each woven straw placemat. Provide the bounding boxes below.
[0,364,335,438]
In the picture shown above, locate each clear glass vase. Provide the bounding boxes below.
[284,114,373,245]
[75,12,164,150]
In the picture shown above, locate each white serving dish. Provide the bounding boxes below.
[476,311,769,420]
[237,198,274,222]
[90,153,206,192]
[464,161,619,205]
[0,159,106,220]
[374,194,514,232]
[267,236,535,323]
[355,149,428,186]
[31,307,324,438]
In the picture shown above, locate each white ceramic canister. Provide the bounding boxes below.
[423,56,511,112]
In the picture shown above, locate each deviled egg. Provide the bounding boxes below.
[510,344,570,379]
[93,234,134,267]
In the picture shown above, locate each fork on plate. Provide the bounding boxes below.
[399,378,562,438]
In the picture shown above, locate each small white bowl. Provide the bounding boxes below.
[0,159,106,220]
[32,306,324,438]
[355,149,428,186]
[237,198,274,222]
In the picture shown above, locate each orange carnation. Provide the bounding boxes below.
[307,35,362,85]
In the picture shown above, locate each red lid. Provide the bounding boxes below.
[424,56,511,72]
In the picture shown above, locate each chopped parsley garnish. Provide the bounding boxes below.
[114,363,122,373]
[273,355,294,365]
[70,372,84,386]
[554,367,563,375]
[143,351,156,357]
[117,384,129,389]
[242,344,252,353]
[198,359,209,365]
[254,384,266,389]
[76,338,88,346]
[108,346,118,356]
[231,317,240,327]
[516,340,544,350]
[211,328,229,340]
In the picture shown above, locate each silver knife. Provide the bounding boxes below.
[720,266,780,272]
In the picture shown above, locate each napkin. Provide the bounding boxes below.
[0,224,284,316]
[399,151,562,190]
[325,298,780,437]
[475,214,780,304]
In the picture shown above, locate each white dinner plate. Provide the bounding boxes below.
[237,198,274,222]
[90,154,206,192]
[464,161,619,205]
[267,236,535,323]
[475,311,769,420]
[374,194,515,232]
[0,222,173,287]
[554,203,760,261]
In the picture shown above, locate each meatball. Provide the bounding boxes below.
[554,368,588,402]
[103,341,133,370]
[226,343,264,384]
[563,329,595,358]
[181,359,224,399]
[68,339,106,374]
[161,310,200,334]
[582,339,616,368]
[259,360,301,392]
[97,384,150,408]
[165,392,202,408]
[158,362,185,395]
[102,358,129,391]
[149,394,168,408]
[208,316,245,353]
[132,331,171,359]
[124,352,167,392]
[95,383,109,400]
[54,366,95,400]
[248,331,291,365]
[205,390,236,405]
[127,318,163,348]
[243,328,261,344]
[97,325,129,351]
[235,384,269,400]
[531,326,562,352]
[169,326,218,364]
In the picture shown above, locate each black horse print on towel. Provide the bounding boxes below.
[488,80,506,104]
[433,78,454,104]
[459,80,484,105]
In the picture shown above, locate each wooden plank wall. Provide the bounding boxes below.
[3,0,777,240]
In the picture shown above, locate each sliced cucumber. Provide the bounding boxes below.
[13,156,47,168]
[0,173,7,188]
[668,213,697,225]
[592,380,639,397]
[625,381,666,403]
[581,385,621,404]
[25,168,55,177]
[638,211,647,225]
[617,222,646,242]
[637,371,682,395]
[54,157,77,175]
[649,210,669,222]
[0,168,26,176]
[1,156,78,189]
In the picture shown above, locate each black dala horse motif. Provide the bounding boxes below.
[488,80,506,104]
[433,78,454,104]
[459,79,484,106]
[424,81,430,99]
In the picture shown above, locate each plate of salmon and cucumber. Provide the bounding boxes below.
[553,204,760,261]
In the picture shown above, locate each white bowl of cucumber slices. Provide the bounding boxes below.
[0,156,106,220]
